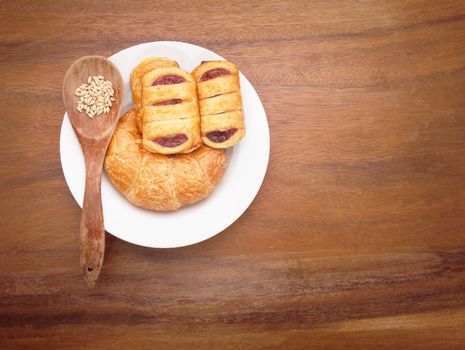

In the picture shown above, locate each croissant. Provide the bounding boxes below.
[192,60,245,148]
[141,67,201,154]
[129,57,178,133]
[104,109,227,211]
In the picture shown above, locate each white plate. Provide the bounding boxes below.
[60,41,270,248]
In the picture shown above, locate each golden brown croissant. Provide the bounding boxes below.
[141,67,201,154]
[130,57,178,133]
[192,60,245,148]
[104,109,227,211]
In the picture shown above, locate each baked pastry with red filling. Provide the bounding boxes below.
[192,61,245,148]
[130,57,178,134]
[141,67,201,154]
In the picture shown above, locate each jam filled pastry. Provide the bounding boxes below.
[192,60,245,148]
[141,67,201,154]
[130,57,178,133]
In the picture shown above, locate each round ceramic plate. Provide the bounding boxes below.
[60,41,270,248]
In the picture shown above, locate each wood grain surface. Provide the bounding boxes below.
[1,0,465,349]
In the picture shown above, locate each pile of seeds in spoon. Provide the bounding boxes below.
[74,75,116,118]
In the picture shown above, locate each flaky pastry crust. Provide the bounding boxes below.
[141,67,201,154]
[104,109,227,211]
[192,60,245,148]
[130,57,178,133]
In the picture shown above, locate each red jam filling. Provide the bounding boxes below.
[152,99,182,106]
[200,68,231,81]
[206,128,237,143]
[152,75,186,86]
[154,134,188,147]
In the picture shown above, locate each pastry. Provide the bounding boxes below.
[141,67,201,154]
[130,57,178,133]
[192,60,245,148]
[105,109,227,211]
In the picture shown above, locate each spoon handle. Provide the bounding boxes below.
[80,151,105,287]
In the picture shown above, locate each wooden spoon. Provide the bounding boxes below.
[63,56,123,287]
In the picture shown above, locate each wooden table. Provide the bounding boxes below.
[1,1,465,348]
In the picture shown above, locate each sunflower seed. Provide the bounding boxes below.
[74,75,115,118]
